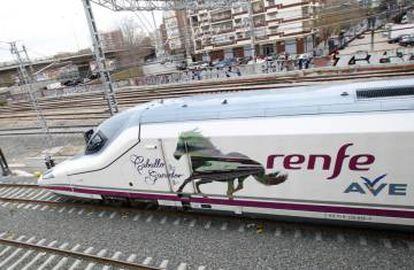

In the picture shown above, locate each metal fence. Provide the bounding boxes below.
[3,47,414,102]
[133,59,315,86]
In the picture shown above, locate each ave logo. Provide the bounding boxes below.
[344,174,407,196]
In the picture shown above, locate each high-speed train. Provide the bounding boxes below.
[39,78,414,227]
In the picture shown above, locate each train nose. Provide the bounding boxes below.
[38,170,55,186]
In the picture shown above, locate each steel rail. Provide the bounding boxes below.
[1,186,413,238]
[0,183,39,188]
[3,69,414,116]
[4,63,414,109]
[1,67,414,134]
[2,70,414,115]
[0,237,160,270]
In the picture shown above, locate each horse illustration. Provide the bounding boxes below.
[173,130,287,197]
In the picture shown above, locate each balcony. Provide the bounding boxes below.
[215,28,234,34]
[233,7,248,16]
[210,10,232,23]
[254,20,267,27]
[236,32,251,41]
[213,35,235,47]
[254,29,268,40]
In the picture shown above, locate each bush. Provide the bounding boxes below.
[112,67,143,81]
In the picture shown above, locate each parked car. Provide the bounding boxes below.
[399,35,414,47]
[388,34,408,44]
[176,61,187,71]
[187,61,209,70]
[214,59,236,69]
[62,78,83,87]
[236,56,252,65]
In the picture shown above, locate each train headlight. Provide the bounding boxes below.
[42,171,55,180]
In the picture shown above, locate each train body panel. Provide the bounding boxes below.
[39,78,414,227]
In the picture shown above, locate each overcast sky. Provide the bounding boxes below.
[0,0,162,62]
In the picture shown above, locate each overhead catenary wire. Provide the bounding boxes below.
[131,11,154,34]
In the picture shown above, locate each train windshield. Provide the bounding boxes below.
[99,112,131,141]
[85,131,107,154]
[85,111,133,155]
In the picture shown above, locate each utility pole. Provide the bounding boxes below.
[182,9,193,65]
[82,0,118,116]
[247,0,256,61]
[22,45,35,76]
[368,13,377,52]
[151,10,165,60]
[9,41,55,169]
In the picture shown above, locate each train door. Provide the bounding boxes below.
[126,138,175,194]
[159,138,195,194]
[159,137,195,208]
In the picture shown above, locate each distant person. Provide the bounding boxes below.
[225,67,231,78]
[196,68,201,81]
[298,58,304,70]
[234,66,242,76]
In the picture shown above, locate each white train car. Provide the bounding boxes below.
[39,78,414,227]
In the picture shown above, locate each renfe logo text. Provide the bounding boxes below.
[266,143,375,180]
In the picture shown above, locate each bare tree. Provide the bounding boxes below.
[313,0,368,43]
[118,18,147,49]
[116,19,154,67]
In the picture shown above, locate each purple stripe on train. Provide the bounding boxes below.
[43,185,414,219]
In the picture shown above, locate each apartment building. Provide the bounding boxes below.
[101,30,125,51]
[162,10,190,56]
[188,0,320,61]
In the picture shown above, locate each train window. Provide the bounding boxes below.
[85,131,107,154]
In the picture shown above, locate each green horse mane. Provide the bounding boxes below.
[178,129,220,154]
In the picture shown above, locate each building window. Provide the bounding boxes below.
[285,39,297,54]
[252,1,265,13]
[263,44,274,55]
[269,26,278,35]
[253,15,266,27]
[191,16,198,23]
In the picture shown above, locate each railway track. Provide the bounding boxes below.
[0,181,413,270]
[0,183,213,269]
[1,63,414,136]
[0,233,159,270]
[1,64,414,117]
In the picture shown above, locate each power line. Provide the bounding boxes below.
[132,11,154,34]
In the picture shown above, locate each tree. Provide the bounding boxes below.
[118,18,147,49]
[313,0,368,42]
[116,18,155,69]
